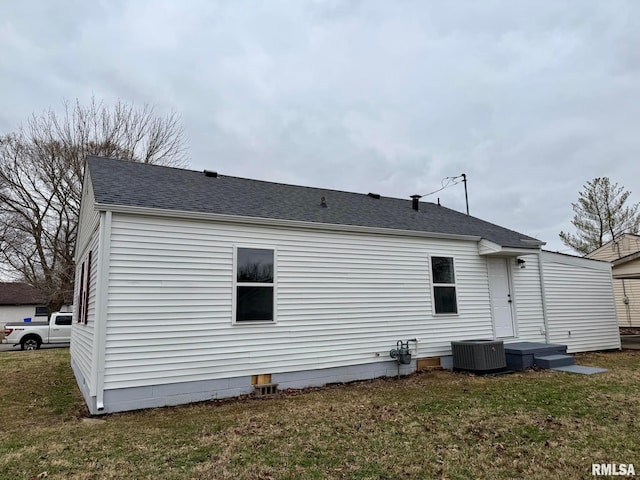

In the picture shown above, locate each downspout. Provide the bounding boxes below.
[93,210,112,412]
[537,252,550,343]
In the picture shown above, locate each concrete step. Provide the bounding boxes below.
[534,354,575,369]
[504,342,569,371]
[504,342,567,355]
[551,365,607,375]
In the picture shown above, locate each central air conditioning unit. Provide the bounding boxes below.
[451,339,507,374]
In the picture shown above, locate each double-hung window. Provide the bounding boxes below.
[235,247,275,322]
[431,256,458,314]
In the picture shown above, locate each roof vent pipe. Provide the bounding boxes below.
[204,170,218,178]
[410,195,422,211]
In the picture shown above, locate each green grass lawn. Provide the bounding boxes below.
[1,349,639,479]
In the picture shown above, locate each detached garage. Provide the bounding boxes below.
[540,251,620,353]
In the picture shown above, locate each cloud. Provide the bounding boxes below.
[1,0,639,252]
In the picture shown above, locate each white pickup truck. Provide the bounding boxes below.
[2,312,72,350]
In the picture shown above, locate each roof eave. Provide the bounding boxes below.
[612,251,640,266]
[94,202,483,243]
[478,239,542,257]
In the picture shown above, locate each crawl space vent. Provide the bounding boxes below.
[254,383,279,396]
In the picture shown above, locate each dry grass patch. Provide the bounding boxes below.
[1,349,639,479]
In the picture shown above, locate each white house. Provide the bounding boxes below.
[0,282,49,326]
[71,156,620,415]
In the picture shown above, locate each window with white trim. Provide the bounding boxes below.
[431,256,458,314]
[235,247,274,322]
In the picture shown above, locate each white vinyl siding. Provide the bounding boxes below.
[541,251,620,353]
[70,232,99,390]
[75,172,100,260]
[103,214,495,390]
[71,171,101,393]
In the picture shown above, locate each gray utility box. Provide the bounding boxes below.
[451,339,507,374]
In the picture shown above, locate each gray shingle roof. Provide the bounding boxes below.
[87,156,543,249]
[0,282,46,305]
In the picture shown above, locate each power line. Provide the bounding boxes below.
[421,176,461,197]
[421,173,469,215]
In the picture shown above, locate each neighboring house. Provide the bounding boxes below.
[71,156,620,415]
[0,282,48,326]
[586,233,640,327]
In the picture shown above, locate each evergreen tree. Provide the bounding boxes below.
[559,177,640,255]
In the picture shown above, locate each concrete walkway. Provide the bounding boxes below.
[621,335,640,350]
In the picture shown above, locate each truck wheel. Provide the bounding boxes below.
[21,336,41,351]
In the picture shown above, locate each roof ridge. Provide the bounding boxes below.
[88,155,423,204]
[86,155,193,175]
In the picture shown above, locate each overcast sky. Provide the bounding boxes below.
[2,0,639,252]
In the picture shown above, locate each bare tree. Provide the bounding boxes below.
[0,98,188,313]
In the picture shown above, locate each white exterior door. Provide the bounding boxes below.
[487,257,515,338]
